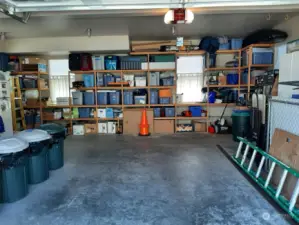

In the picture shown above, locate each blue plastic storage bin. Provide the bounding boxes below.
[106,108,113,118]
[153,108,161,117]
[161,77,174,86]
[189,106,202,117]
[105,56,119,70]
[165,108,175,117]
[252,48,273,64]
[231,38,243,49]
[109,91,120,105]
[96,73,104,86]
[124,91,133,105]
[208,92,216,104]
[83,92,95,105]
[159,97,171,104]
[104,74,115,86]
[150,90,158,104]
[83,74,94,87]
[227,73,239,84]
[97,92,108,105]
[79,108,91,118]
[219,43,230,50]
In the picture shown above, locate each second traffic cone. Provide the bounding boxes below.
[139,109,150,136]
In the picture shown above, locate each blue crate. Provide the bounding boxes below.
[153,108,161,117]
[189,106,202,117]
[124,91,133,105]
[104,74,115,86]
[97,92,108,105]
[161,77,174,86]
[150,90,158,104]
[109,91,120,105]
[252,49,273,64]
[231,38,243,49]
[165,107,175,117]
[219,43,230,50]
[159,97,171,104]
[83,74,94,87]
[79,108,91,118]
[96,73,104,86]
[105,55,119,70]
[83,92,95,105]
[227,73,239,84]
[106,108,113,118]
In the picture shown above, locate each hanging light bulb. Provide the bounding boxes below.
[164,9,194,24]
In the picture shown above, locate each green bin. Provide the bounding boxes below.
[16,129,51,184]
[232,110,251,142]
[40,123,66,170]
[0,138,29,203]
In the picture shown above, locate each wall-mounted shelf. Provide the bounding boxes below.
[154,117,175,120]
[204,67,238,72]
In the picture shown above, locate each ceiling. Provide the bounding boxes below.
[0,0,298,40]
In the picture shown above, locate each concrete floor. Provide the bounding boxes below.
[0,133,290,225]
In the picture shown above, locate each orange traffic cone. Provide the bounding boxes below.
[139,109,150,136]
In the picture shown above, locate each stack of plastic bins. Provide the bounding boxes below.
[150,90,158,104]
[83,74,94,87]
[0,138,29,203]
[16,129,51,184]
[83,91,95,105]
[72,92,83,105]
[40,123,66,170]
[109,91,120,105]
[124,91,133,105]
[97,91,108,105]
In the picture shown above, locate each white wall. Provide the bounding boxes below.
[2,35,130,54]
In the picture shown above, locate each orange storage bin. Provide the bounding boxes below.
[159,89,172,97]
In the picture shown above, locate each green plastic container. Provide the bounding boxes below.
[0,138,29,203]
[16,129,51,184]
[232,110,251,142]
[40,123,66,170]
[150,55,175,62]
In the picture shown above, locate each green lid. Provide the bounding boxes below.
[39,123,65,135]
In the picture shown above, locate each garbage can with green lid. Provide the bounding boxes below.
[16,129,51,184]
[40,123,66,170]
[0,137,29,203]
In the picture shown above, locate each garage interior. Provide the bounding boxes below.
[1,1,299,225]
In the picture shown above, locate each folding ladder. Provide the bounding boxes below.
[10,76,26,131]
[233,137,299,222]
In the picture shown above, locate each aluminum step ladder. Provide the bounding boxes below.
[233,137,299,223]
[11,76,26,131]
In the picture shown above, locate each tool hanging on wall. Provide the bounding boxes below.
[11,76,26,131]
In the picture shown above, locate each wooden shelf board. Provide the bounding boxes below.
[130,51,177,55]
[123,104,148,107]
[70,70,95,74]
[176,51,206,56]
[11,71,48,75]
[208,84,239,88]
[97,87,122,90]
[216,50,240,54]
[149,69,176,72]
[97,118,123,121]
[71,105,96,108]
[72,118,96,121]
[24,106,40,109]
[150,104,174,107]
[43,118,71,121]
[240,64,274,69]
[240,84,255,87]
[154,117,175,120]
[149,86,175,89]
[241,43,274,51]
[176,103,207,106]
[122,70,147,73]
[44,105,70,108]
[40,88,49,91]
[176,117,208,120]
[70,87,95,90]
[208,103,236,107]
[97,105,122,108]
[205,67,238,72]
[123,86,147,90]
[21,88,38,90]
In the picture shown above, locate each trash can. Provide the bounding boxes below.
[40,123,66,170]
[0,138,29,203]
[16,129,51,184]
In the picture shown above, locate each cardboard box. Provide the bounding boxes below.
[22,57,48,65]
[218,76,226,85]
[39,79,48,88]
[154,120,174,134]
[73,125,84,135]
[193,121,207,132]
[98,122,107,134]
[108,122,117,134]
[123,109,153,135]
[84,124,97,134]
[26,98,39,106]
[270,129,299,205]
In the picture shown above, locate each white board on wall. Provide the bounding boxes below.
[177,56,204,73]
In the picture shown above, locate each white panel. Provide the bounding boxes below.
[177,56,204,74]
[3,35,130,53]
[279,53,292,82]
[291,51,299,81]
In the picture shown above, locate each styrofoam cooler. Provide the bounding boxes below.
[97,91,108,105]
[150,90,158,104]
[72,91,83,105]
[83,91,95,105]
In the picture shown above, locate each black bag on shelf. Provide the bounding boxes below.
[69,54,81,71]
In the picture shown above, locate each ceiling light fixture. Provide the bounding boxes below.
[164,8,194,24]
